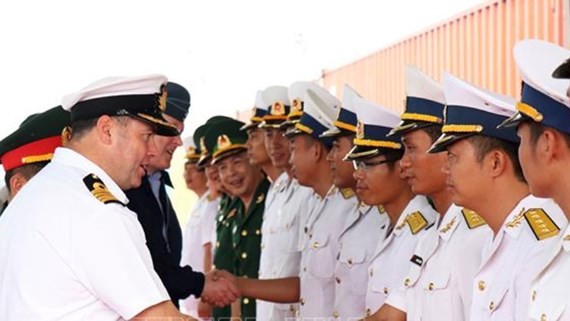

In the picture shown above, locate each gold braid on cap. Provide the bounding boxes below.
[400,113,442,124]
[442,124,483,133]
[516,102,544,122]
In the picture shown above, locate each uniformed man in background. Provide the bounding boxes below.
[498,39,570,321]
[429,72,566,321]
[320,84,389,320]
[205,117,270,320]
[0,105,70,214]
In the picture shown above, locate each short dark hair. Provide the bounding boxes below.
[466,135,526,183]
[419,124,442,144]
[70,116,131,140]
[379,149,405,171]
[528,121,570,149]
[4,162,49,192]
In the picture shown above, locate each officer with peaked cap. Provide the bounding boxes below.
[317,84,389,320]
[427,72,566,321]
[242,90,282,186]
[498,39,570,321]
[124,81,238,311]
[380,66,492,321]
[231,86,353,320]
[0,74,198,320]
[255,82,317,320]
[179,135,217,318]
[0,105,70,215]
[344,96,436,320]
[205,117,269,321]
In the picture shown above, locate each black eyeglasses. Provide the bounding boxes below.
[352,158,398,171]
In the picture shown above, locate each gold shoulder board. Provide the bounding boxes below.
[83,174,124,206]
[462,209,487,229]
[523,208,560,241]
[407,211,428,235]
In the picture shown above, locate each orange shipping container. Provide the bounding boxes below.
[321,0,569,113]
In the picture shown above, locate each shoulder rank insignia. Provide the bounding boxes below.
[462,209,487,229]
[523,208,560,241]
[256,193,265,204]
[340,188,355,199]
[83,174,124,206]
[407,211,428,235]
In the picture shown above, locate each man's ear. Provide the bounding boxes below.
[9,172,28,198]
[95,115,114,145]
[486,150,508,179]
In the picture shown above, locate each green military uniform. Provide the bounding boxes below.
[231,177,270,318]
[205,117,267,321]
[212,193,239,320]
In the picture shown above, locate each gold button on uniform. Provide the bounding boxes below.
[541,313,547,321]
[335,277,341,284]
[383,287,389,294]
[404,278,411,286]
[255,229,261,235]
[369,269,374,277]
[478,280,486,291]
[366,308,371,317]
[300,298,305,305]
[489,301,495,311]
[347,258,353,266]
[312,241,320,249]
[243,298,250,304]
[241,230,248,236]
[216,241,220,248]
[241,252,248,259]
[428,282,434,291]
[333,311,339,318]
[532,290,537,301]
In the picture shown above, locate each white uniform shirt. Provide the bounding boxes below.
[257,174,315,321]
[333,203,390,320]
[180,191,220,316]
[469,195,566,321]
[298,186,353,320]
[388,204,492,321]
[0,148,169,321]
[528,224,570,321]
[365,195,438,316]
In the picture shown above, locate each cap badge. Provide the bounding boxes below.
[292,98,303,112]
[356,120,365,139]
[157,84,167,112]
[217,134,232,150]
[200,137,208,155]
[271,101,285,116]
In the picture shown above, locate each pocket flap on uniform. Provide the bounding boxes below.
[339,247,366,267]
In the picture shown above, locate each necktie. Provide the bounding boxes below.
[158,174,171,253]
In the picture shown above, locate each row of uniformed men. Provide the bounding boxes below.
[178,38,570,321]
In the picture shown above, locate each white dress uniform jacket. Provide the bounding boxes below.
[469,195,566,321]
[0,148,169,321]
[257,174,315,320]
[333,202,389,320]
[526,222,570,321]
[365,195,438,317]
[180,191,220,317]
[298,185,352,320]
[387,204,492,321]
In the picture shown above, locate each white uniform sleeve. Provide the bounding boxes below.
[73,205,169,319]
[200,199,219,246]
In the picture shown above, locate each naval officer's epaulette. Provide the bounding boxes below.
[523,208,560,241]
[462,208,487,229]
[83,174,124,206]
[407,211,428,235]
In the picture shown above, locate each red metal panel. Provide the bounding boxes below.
[322,0,567,113]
